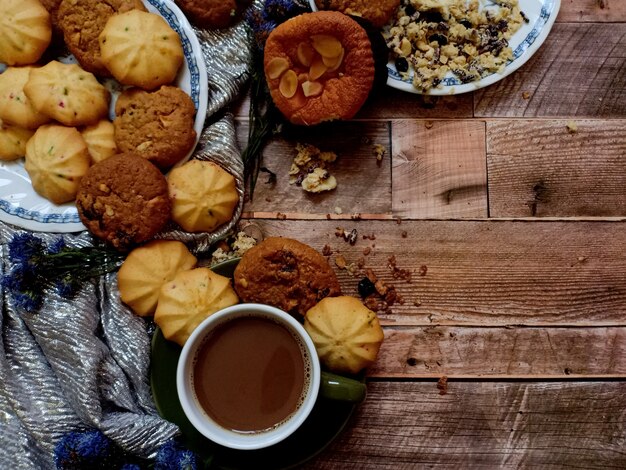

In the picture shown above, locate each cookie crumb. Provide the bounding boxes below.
[437,376,448,395]
[322,244,332,256]
[401,230,408,238]
[566,121,578,134]
[424,121,434,129]
[419,265,428,276]
[334,206,343,215]
[335,254,347,269]
[363,246,371,255]
[522,91,531,100]
[373,143,386,163]
[289,143,338,193]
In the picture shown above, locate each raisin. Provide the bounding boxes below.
[420,10,444,23]
[395,57,409,73]
[429,34,448,46]
[358,277,376,298]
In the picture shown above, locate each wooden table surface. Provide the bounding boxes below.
[231,1,626,467]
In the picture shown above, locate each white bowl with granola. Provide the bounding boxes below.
[312,0,561,95]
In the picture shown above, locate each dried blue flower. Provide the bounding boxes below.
[54,430,119,469]
[48,238,68,255]
[2,234,124,312]
[120,464,142,470]
[263,0,306,22]
[154,440,199,470]
[12,290,43,311]
[246,9,277,49]
[55,275,79,299]
[7,233,44,274]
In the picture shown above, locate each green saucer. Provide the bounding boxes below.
[149,259,358,469]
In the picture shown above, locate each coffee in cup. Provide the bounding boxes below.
[177,303,320,450]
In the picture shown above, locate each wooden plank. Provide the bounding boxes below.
[558,0,626,22]
[245,219,626,325]
[230,86,474,121]
[474,24,626,118]
[391,120,488,219]
[487,119,626,217]
[358,87,474,119]
[302,381,626,469]
[236,120,392,215]
[371,326,626,378]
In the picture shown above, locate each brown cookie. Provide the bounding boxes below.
[175,0,252,29]
[233,237,341,317]
[76,154,171,251]
[57,0,146,76]
[114,86,196,170]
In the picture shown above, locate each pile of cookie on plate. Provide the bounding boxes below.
[0,0,238,250]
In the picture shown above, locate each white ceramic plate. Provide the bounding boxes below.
[310,0,560,96]
[0,0,208,233]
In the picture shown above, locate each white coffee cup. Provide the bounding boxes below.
[176,303,321,450]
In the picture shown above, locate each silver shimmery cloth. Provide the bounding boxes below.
[0,3,264,467]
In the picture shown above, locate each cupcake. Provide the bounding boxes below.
[263,11,376,125]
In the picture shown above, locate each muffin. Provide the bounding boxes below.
[0,67,51,129]
[0,0,52,65]
[263,11,375,125]
[76,154,171,250]
[81,120,117,163]
[113,86,196,170]
[57,0,146,76]
[314,0,400,28]
[233,237,341,317]
[99,10,184,90]
[24,61,110,127]
[175,0,252,29]
[167,160,239,233]
[155,267,239,346]
[0,120,34,161]
[118,240,198,317]
[24,124,90,204]
[304,296,384,374]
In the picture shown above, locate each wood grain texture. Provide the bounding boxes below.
[371,326,626,378]
[391,120,488,219]
[474,24,626,118]
[245,219,626,325]
[487,119,626,217]
[558,0,626,22]
[236,120,392,215]
[303,382,626,469]
[357,88,473,119]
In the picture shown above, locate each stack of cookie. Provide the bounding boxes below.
[0,0,240,250]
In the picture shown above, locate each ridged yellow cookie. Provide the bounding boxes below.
[25,124,90,204]
[99,10,184,90]
[167,160,239,233]
[24,61,110,127]
[304,296,384,374]
[118,240,197,317]
[155,267,239,346]
[0,67,51,129]
[81,120,117,163]
[0,0,52,65]
[0,120,34,161]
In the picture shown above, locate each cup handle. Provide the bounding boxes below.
[319,371,367,403]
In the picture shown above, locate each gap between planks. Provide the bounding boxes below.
[366,374,626,380]
[241,213,626,222]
